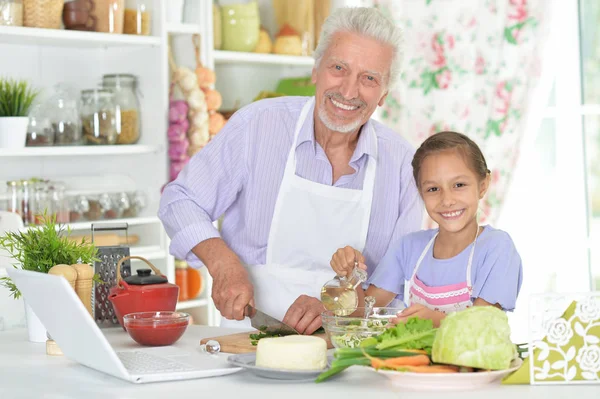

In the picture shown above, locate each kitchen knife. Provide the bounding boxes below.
[245,305,300,335]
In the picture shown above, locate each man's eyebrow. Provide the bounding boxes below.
[329,57,349,68]
[328,57,387,80]
[364,69,384,79]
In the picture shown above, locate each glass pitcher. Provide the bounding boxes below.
[321,266,367,316]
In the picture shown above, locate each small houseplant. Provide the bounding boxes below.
[0,77,39,149]
[0,213,100,341]
[0,213,100,299]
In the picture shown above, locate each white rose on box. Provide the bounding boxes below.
[546,318,573,347]
[576,345,600,373]
[576,297,600,324]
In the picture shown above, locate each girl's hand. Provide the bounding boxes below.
[391,304,446,328]
[330,246,366,277]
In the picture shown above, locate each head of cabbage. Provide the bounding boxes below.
[431,306,516,370]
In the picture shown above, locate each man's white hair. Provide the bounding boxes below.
[313,7,403,89]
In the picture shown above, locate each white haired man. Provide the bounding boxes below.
[159,7,423,333]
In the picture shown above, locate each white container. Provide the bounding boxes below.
[0,117,28,148]
[166,0,184,23]
[24,301,46,343]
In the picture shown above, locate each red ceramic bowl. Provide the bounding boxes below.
[123,311,190,346]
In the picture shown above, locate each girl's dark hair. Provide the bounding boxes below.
[411,131,491,188]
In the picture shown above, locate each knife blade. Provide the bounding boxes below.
[245,305,299,335]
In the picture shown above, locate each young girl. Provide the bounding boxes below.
[330,131,523,327]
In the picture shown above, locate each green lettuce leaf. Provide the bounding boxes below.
[432,307,515,370]
[370,317,437,354]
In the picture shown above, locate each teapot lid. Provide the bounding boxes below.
[124,269,168,285]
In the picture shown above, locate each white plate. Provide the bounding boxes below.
[227,353,331,382]
[374,357,523,391]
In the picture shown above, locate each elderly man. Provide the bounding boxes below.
[158,7,422,334]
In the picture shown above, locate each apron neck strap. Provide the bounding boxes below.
[410,226,480,290]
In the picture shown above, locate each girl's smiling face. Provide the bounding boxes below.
[419,149,490,234]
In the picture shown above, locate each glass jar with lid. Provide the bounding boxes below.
[26,104,54,146]
[80,89,117,145]
[6,180,20,216]
[0,0,23,26]
[45,83,82,145]
[91,0,125,34]
[31,180,52,225]
[50,181,69,223]
[123,0,151,36]
[101,74,141,144]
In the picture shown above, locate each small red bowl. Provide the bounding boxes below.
[123,311,190,346]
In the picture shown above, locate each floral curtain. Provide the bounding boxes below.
[374,0,553,225]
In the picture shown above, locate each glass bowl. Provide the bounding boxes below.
[321,307,405,348]
[123,311,190,346]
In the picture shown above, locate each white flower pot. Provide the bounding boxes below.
[24,301,47,343]
[166,0,185,23]
[0,117,29,149]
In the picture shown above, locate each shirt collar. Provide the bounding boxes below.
[296,101,378,162]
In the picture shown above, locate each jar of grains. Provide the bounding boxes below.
[91,0,124,33]
[123,0,151,35]
[80,89,118,145]
[101,74,141,144]
[0,0,23,26]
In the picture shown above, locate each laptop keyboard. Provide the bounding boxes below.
[117,351,196,374]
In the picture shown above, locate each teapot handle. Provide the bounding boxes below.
[116,256,164,285]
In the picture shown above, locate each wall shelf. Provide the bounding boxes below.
[214,50,314,67]
[0,26,161,48]
[0,145,162,158]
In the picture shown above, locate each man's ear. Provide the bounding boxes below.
[311,67,317,84]
[378,90,389,106]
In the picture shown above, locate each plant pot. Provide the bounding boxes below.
[0,117,29,149]
[165,0,184,23]
[24,301,47,342]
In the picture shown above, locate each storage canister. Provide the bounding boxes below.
[91,0,124,33]
[102,74,141,144]
[0,0,23,26]
[123,0,151,35]
[80,89,118,145]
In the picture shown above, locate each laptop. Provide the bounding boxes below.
[7,268,242,383]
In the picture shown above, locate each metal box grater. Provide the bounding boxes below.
[91,223,131,328]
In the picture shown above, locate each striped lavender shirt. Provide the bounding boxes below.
[158,96,424,276]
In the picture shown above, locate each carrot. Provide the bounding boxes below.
[361,348,429,370]
[381,355,430,368]
[396,365,459,373]
[370,357,387,369]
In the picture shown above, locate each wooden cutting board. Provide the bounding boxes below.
[200,330,332,354]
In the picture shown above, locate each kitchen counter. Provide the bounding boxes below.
[0,326,596,399]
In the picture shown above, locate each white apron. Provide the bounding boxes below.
[221,97,378,328]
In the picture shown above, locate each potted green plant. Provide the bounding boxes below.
[0,77,39,149]
[0,214,100,342]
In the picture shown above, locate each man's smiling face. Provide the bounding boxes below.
[312,31,393,134]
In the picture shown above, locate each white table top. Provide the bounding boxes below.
[0,326,597,399]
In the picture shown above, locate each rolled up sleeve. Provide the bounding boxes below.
[158,109,249,267]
